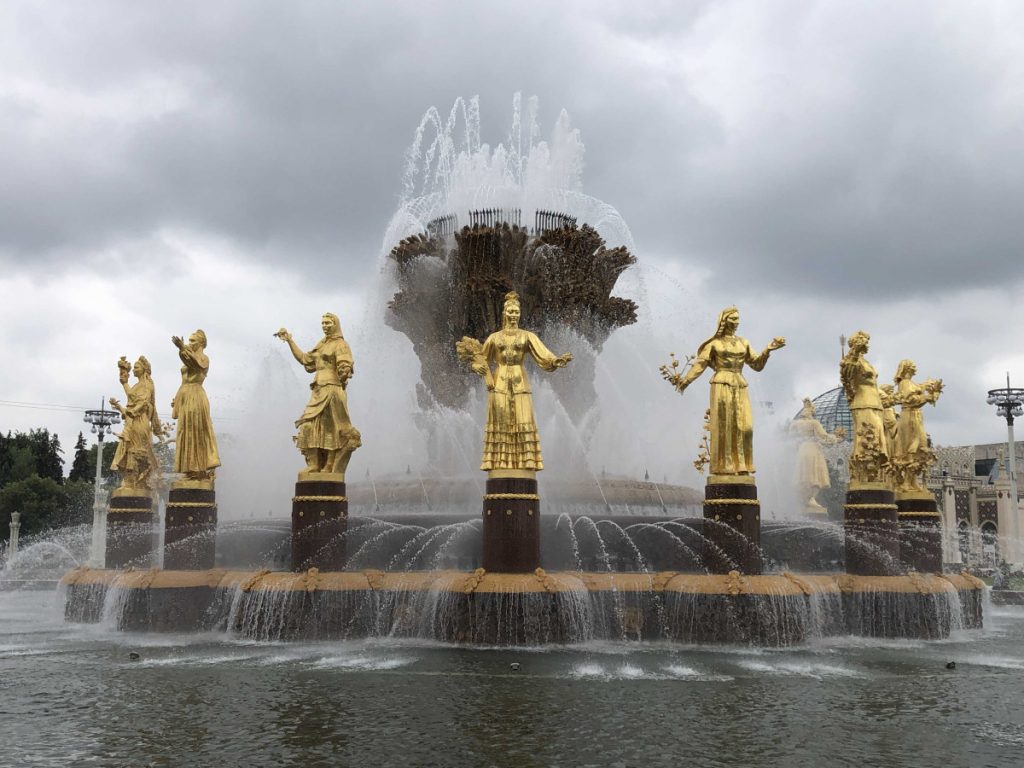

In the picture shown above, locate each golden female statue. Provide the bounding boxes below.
[840,331,889,485]
[170,329,220,483]
[790,398,842,513]
[661,307,784,477]
[275,313,361,478]
[456,291,572,472]
[892,359,943,493]
[109,356,163,492]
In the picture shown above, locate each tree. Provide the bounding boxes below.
[0,477,94,543]
[0,429,64,487]
[69,432,91,482]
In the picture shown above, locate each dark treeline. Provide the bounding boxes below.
[0,429,112,544]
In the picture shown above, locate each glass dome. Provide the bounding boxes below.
[794,386,853,439]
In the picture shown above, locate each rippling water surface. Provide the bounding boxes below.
[2,589,1023,767]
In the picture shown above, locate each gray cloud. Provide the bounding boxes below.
[2,0,1023,455]
[6,1,1022,297]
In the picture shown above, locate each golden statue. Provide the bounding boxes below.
[109,356,163,492]
[879,383,899,485]
[169,330,220,485]
[275,313,361,479]
[790,398,843,513]
[456,291,572,473]
[840,331,889,485]
[891,359,943,493]
[660,307,784,478]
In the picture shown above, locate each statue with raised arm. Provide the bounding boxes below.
[660,307,785,477]
[170,330,220,484]
[109,356,163,492]
[790,398,843,514]
[891,359,943,493]
[840,331,889,485]
[275,313,361,478]
[456,291,572,472]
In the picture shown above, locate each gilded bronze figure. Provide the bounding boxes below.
[456,291,572,473]
[661,307,785,477]
[170,330,220,484]
[276,313,362,479]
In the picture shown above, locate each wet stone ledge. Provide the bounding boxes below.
[60,568,986,647]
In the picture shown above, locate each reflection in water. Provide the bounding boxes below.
[2,589,1022,767]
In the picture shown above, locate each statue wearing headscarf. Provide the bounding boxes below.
[170,329,220,482]
[457,291,572,472]
[275,313,362,477]
[661,307,785,476]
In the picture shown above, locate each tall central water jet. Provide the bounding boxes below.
[383,95,638,431]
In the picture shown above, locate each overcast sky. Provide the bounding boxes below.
[2,0,1023,482]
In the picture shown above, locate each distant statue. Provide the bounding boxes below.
[456,291,572,471]
[275,313,362,478]
[169,330,221,484]
[892,359,943,493]
[661,307,785,477]
[790,398,843,513]
[840,331,889,485]
[109,356,163,492]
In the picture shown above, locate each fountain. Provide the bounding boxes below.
[59,95,985,646]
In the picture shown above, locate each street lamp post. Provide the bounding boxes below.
[84,399,121,568]
[986,374,1024,562]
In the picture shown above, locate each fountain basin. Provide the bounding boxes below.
[60,567,984,646]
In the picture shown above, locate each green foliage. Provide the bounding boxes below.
[70,441,116,485]
[69,432,91,482]
[0,429,64,486]
[0,477,92,542]
[0,428,93,543]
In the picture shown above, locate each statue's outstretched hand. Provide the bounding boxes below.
[273,328,291,342]
[768,336,786,351]
[555,353,573,368]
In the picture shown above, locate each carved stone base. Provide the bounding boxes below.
[291,480,347,571]
[482,477,540,573]
[844,486,899,576]
[703,477,761,575]
[164,487,217,570]
[897,491,942,573]
[106,493,156,569]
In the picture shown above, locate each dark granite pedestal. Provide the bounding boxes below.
[897,490,943,573]
[482,472,540,573]
[164,483,217,570]
[702,476,761,575]
[844,483,899,576]
[106,491,156,569]
[291,474,347,571]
